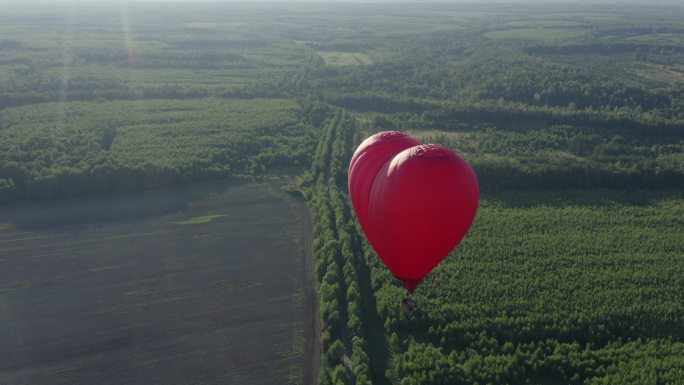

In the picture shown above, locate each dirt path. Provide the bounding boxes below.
[301,202,321,385]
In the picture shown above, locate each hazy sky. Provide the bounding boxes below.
[0,0,681,7]
[0,0,678,2]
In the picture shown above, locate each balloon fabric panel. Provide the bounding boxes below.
[368,145,479,292]
[347,131,421,246]
[348,132,479,293]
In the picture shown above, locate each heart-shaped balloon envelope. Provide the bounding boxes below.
[348,133,479,293]
[348,131,422,246]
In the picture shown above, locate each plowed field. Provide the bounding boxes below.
[0,183,312,385]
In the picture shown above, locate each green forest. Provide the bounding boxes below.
[1,2,683,385]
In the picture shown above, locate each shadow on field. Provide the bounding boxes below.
[0,183,233,230]
[483,189,683,209]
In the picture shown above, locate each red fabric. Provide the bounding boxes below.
[349,133,479,294]
[348,131,421,246]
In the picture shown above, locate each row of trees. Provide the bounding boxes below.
[306,44,684,117]
[334,96,684,190]
[392,337,684,385]
[0,80,289,110]
[0,30,315,109]
[325,94,684,136]
[301,110,391,385]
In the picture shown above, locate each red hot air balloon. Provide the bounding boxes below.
[363,143,478,293]
[348,131,422,246]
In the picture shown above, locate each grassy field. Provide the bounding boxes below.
[0,183,312,385]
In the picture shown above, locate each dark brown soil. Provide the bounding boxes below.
[0,183,312,385]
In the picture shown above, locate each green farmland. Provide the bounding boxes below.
[0,183,313,385]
